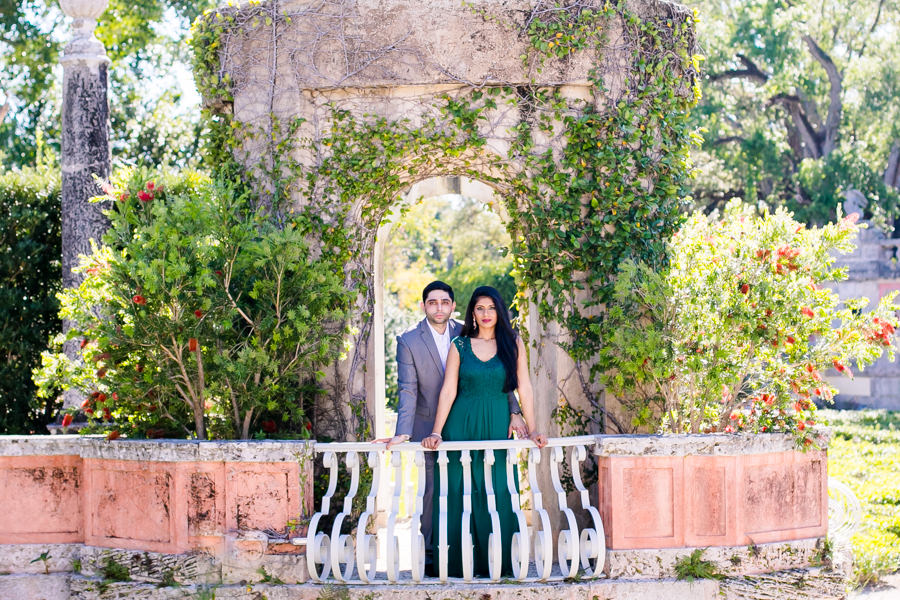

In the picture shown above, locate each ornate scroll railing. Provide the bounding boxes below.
[296,436,606,583]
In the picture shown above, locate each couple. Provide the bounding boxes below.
[377,281,546,578]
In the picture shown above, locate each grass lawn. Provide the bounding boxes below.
[822,409,900,587]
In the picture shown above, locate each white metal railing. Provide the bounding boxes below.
[295,436,606,584]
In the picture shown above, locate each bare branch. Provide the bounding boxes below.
[856,0,886,61]
[802,35,842,156]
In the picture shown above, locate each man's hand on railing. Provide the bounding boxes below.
[528,430,548,448]
[371,434,409,449]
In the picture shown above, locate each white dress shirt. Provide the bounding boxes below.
[427,320,452,369]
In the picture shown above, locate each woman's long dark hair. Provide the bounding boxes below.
[461,286,518,393]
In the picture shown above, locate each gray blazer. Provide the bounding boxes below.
[394,318,519,441]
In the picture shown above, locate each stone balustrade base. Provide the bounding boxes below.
[0,570,848,600]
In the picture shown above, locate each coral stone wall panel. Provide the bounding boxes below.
[683,456,737,546]
[609,457,683,549]
[0,456,83,544]
[224,463,300,533]
[84,459,180,553]
[737,450,828,545]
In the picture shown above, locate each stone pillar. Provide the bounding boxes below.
[59,0,111,411]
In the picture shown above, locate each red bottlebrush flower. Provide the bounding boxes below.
[188,338,198,352]
[80,338,89,349]
[797,421,806,431]
[765,309,773,317]
[305,422,312,431]
[761,426,767,432]
[137,190,152,202]
[97,393,107,402]
[106,430,121,441]
[261,419,277,433]
[740,283,750,294]
[96,368,107,379]
[801,307,815,318]
[118,192,130,202]
[803,437,813,446]
[793,402,803,412]
[814,388,821,396]
[146,181,155,191]
[194,309,203,318]
[755,249,765,259]
[102,408,111,421]
[729,411,739,420]
[806,363,814,373]
[786,335,795,345]
[136,363,144,373]
[99,180,114,196]
[84,408,94,416]
[81,398,92,409]
[132,294,146,305]
[61,414,73,428]
[724,425,735,433]
[146,428,164,439]
[112,392,118,401]
[215,270,223,277]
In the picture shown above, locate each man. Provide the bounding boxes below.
[375,280,526,574]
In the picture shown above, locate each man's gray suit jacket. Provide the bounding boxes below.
[393,318,519,441]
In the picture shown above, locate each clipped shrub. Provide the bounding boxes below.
[35,168,352,439]
[0,167,61,433]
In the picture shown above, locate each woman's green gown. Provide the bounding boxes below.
[432,335,519,577]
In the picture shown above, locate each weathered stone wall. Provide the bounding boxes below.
[211,0,695,445]
[828,227,900,409]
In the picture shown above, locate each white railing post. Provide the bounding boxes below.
[355,450,381,582]
[506,447,530,579]
[330,451,360,581]
[551,446,580,578]
[306,451,338,581]
[437,449,450,582]
[409,449,427,581]
[460,449,475,581]
[483,448,503,580]
[528,446,553,580]
[572,443,606,576]
[386,450,403,581]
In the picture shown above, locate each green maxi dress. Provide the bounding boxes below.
[432,335,519,577]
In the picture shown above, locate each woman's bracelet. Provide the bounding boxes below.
[428,432,443,440]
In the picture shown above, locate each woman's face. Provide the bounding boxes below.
[473,296,497,329]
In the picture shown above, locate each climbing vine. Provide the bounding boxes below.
[189,0,701,438]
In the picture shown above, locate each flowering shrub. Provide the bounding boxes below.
[598,200,899,445]
[35,169,351,439]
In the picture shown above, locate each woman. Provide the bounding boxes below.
[422,285,546,577]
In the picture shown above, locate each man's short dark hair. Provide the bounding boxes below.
[422,280,454,303]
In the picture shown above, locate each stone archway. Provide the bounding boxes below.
[199,0,698,442]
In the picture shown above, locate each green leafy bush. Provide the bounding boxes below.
[35,168,352,439]
[599,200,899,442]
[0,167,61,434]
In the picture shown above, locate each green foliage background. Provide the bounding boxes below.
[0,167,61,433]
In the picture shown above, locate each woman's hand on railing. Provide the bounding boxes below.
[528,430,548,448]
[421,432,442,449]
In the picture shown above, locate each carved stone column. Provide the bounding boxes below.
[59,0,111,412]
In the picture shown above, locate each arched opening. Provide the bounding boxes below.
[370,175,518,441]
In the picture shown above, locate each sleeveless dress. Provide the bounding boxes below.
[432,335,519,577]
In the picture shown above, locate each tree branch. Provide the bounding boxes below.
[769,93,822,159]
[708,54,769,84]
[856,0,886,60]
[885,140,900,189]
[802,35,842,156]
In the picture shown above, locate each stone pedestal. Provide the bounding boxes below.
[59,0,111,411]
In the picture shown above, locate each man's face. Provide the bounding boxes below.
[422,290,455,326]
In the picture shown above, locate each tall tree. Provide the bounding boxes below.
[690,0,900,229]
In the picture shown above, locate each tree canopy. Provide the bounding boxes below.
[689,0,900,230]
